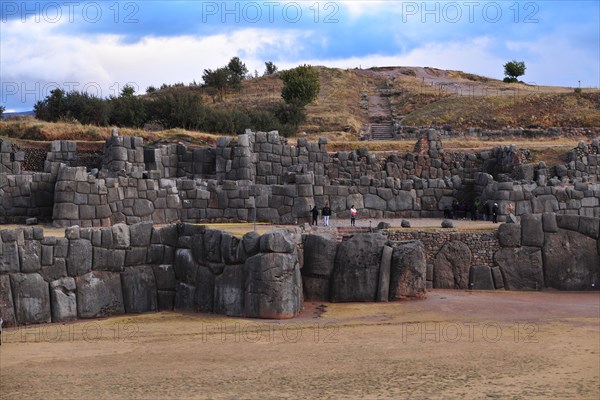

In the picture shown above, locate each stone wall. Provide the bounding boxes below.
[386,213,599,291]
[1,130,599,226]
[2,215,597,328]
[0,223,429,327]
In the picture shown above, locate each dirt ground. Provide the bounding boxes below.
[1,290,598,400]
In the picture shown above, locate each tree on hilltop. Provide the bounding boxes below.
[264,61,278,76]
[503,60,526,83]
[280,64,320,107]
[227,56,248,87]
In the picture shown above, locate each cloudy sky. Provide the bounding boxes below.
[1,0,599,112]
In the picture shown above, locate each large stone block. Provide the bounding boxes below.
[121,266,157,313]
[376,245,393,301]
[578,217,599,240]
[0,241,20,273]
[469,265,495,290]
[50,277,77,322]
[203,230,222,263]
[244,252,302,319]
[19,240,41,272]
[389,241,427,299]
[10,273,51,325]
[174,282,196,311]
[302,233,338,301]
[521,213,544,247]
[363,194,386,210]
[498,223,521,247]
[0,274,16,326]
[93,247,126,271]
[112,223,130,249]
[220,233,240,265]
[67,239,92,276]
[237,231,261,263]
[213,264,245,316]
[152,264,176,291]
[129,222,153,247]
[76,271,125,318]
[494,247,543,291]
[194,265,215,313]
[174,248,198,284]
[543,230,600,290]
[433,241,471,289]
[53,202,79,220]
[260,230,296,254]
[330,233,388,302]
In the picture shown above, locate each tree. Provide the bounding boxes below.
[34,88,66,122]
[503,60,526,82]
[264,61,278,76]
[120,84,136,97]
[0,105,5,119]
[202,67,232,101]
[279,64,320,107]
[227,56,248,88]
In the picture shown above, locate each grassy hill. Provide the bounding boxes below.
[187,65,600,133]
[1,66,599,147]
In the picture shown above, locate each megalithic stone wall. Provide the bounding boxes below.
[1,216,598,328]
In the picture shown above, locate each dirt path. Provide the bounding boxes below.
[1,290,598,399]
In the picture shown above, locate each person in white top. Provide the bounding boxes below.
[350,205,357,226]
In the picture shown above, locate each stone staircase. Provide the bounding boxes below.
[370,123,394,140]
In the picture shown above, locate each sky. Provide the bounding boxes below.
[1,0,599,112]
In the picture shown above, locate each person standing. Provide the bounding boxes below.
[492,203,499,223]
[310,205,319,226]
[322,203,331,226]
[350,205,357,226]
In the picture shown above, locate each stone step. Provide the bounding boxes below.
[370,123,394,140]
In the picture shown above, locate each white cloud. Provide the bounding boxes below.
[0,19,312,105]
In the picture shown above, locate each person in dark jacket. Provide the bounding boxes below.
[322,203,332,226]
[492,203,499,223]
[310,205,319,226]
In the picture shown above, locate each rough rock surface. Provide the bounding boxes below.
[50,277,77,322]
[0,274,16,326]
[469,265,495,290]
[301,233,338,301]
[213,264,245,316]
[244,252,302,319]
[433,241,472,289]
[330,233,388,302]
[121,266,158,313]
[494,246,544,291]
[543,230,600,290]
[76,271,125,318]
[389,241,427,299]
[10,273,51,325]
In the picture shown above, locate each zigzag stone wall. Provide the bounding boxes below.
[2,214,597,327]
[0,129,599,226]
[0,223,430,327]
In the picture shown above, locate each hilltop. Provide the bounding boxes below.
[1,66,599,146]
[197,66,600,133]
